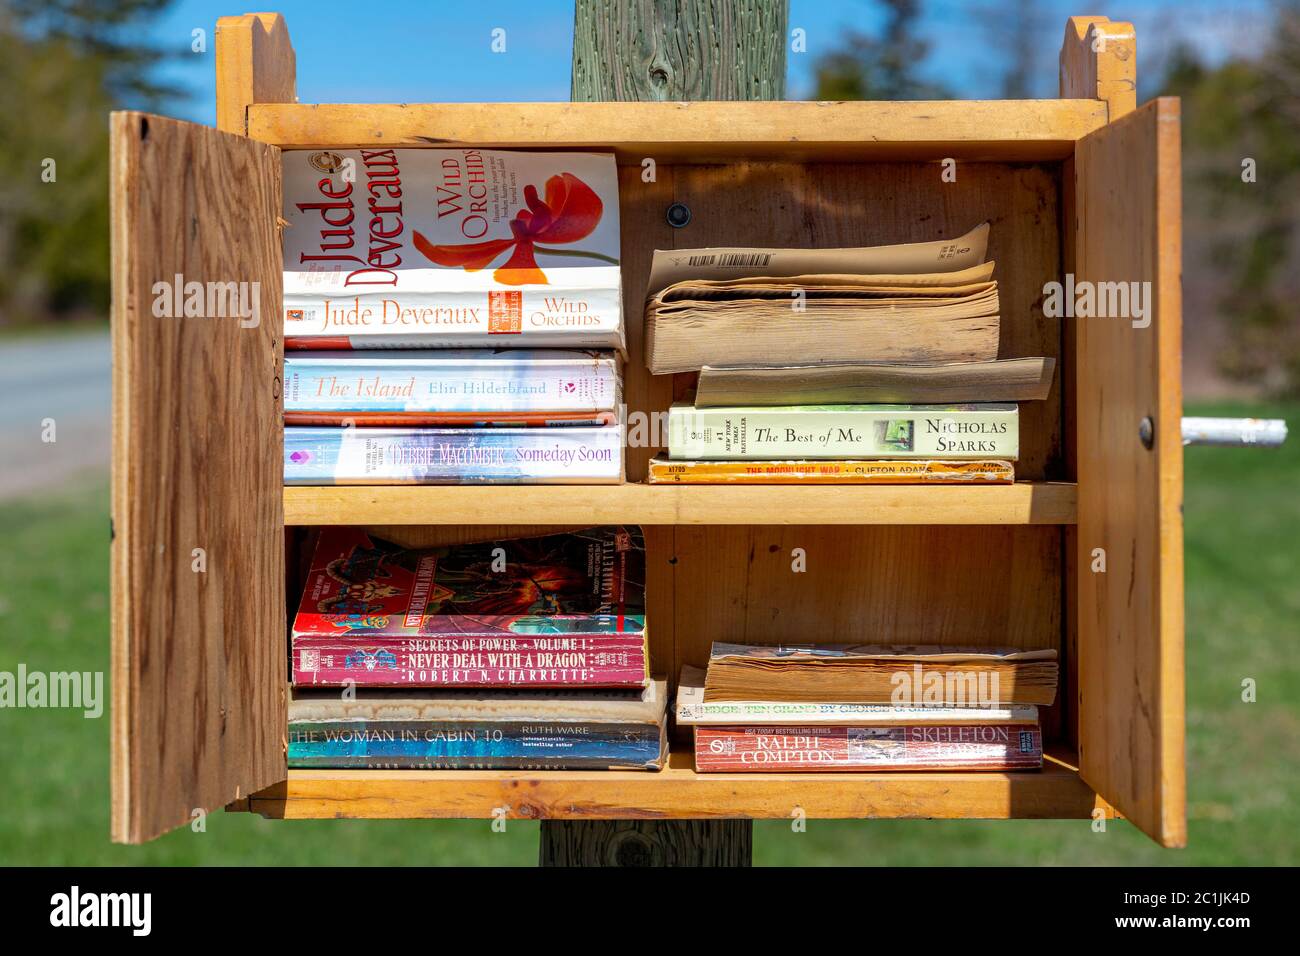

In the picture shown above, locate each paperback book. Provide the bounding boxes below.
[704,643,1059,706]
[291,526,647,687]
[646,455,1014,484]
[284,424,624,483]
[667,403,1019,461]
[692,723,1043,772]
[694,357,1055,407]
[293,633,648,687]
[282,148,624,350]
[284,349,620,426]
[674,665,1038,724]
[288,679,667,770]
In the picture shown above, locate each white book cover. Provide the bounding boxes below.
[282,148,623,350]
[283,349,621,418]
[674,666,1039,726]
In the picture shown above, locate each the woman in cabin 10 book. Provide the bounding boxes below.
[412,172,615,285]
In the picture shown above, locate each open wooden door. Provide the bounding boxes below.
[110,112,286,843]
[1074,98,1186,847]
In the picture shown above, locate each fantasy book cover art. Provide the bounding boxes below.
[292,526,646,642]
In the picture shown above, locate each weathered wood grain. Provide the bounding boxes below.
[1074,98,1185,848]
[572,0,786,101]
[110,112,286,843]
[540,820,752,866]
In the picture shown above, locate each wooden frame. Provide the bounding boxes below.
[110,13,1185,847]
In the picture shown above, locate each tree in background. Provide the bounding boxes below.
[1162,1,1300,397]
[811,0,951,100]
[0,0,175,325]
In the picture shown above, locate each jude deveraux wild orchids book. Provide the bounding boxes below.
[282,148,623,350]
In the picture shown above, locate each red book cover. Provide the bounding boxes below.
[693,724,1043,772]
[292,633,647,687]
[291,526,646,687]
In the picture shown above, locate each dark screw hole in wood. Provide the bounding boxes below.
[666,203,692,228]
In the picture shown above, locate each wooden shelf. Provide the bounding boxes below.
[283,481,1077,526]
[248,100,1108,161]
[242,749,1112,821]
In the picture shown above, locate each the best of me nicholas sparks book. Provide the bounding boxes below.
[282,148,624,351]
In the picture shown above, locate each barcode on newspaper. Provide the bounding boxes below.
[686,253,774,268]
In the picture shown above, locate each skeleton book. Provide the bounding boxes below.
[693,723,1043,772]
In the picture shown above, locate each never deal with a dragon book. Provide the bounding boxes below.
[292,526,647,688]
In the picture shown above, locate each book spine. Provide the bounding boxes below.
[669,406,1019,460]
[289,719,663,770]
[284,425,624,483]
[647,458,1014,484]
[284,410,618,427]
[677,702,1038,725]
[283,289,625,349]
[693,724,1043,771]
[283,357,618,415]
[292,635,647,687]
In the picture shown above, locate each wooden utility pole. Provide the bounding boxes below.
[541,0,788,868]
[572,0,787,101]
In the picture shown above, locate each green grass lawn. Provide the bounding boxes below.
[0,401,1295,865]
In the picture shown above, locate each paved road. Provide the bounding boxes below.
[0,331,111,500]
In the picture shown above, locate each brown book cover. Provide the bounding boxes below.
[704,643,1059,707]
[644,264,1000,374]
[694,357,1055,407]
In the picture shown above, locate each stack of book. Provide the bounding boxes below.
[642,224,1054,484]
[280,147,627,484]
[287,526,667,770]
[677,643,1058,772]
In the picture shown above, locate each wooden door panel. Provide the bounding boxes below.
[111,112,285,843]
[1074,98,1185,847]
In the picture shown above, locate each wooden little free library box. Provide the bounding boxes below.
[109,13,1184,847]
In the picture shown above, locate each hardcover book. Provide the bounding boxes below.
[667,403,1019,461]
[282,148,623,350]
[284,349,620,426]
[288,679,668,770]
[284,424,624,483]
[692,723,1043,772]
[291,526,647,687]
[646,455,1014,484]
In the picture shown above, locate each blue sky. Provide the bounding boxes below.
[145,0,1274,124]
